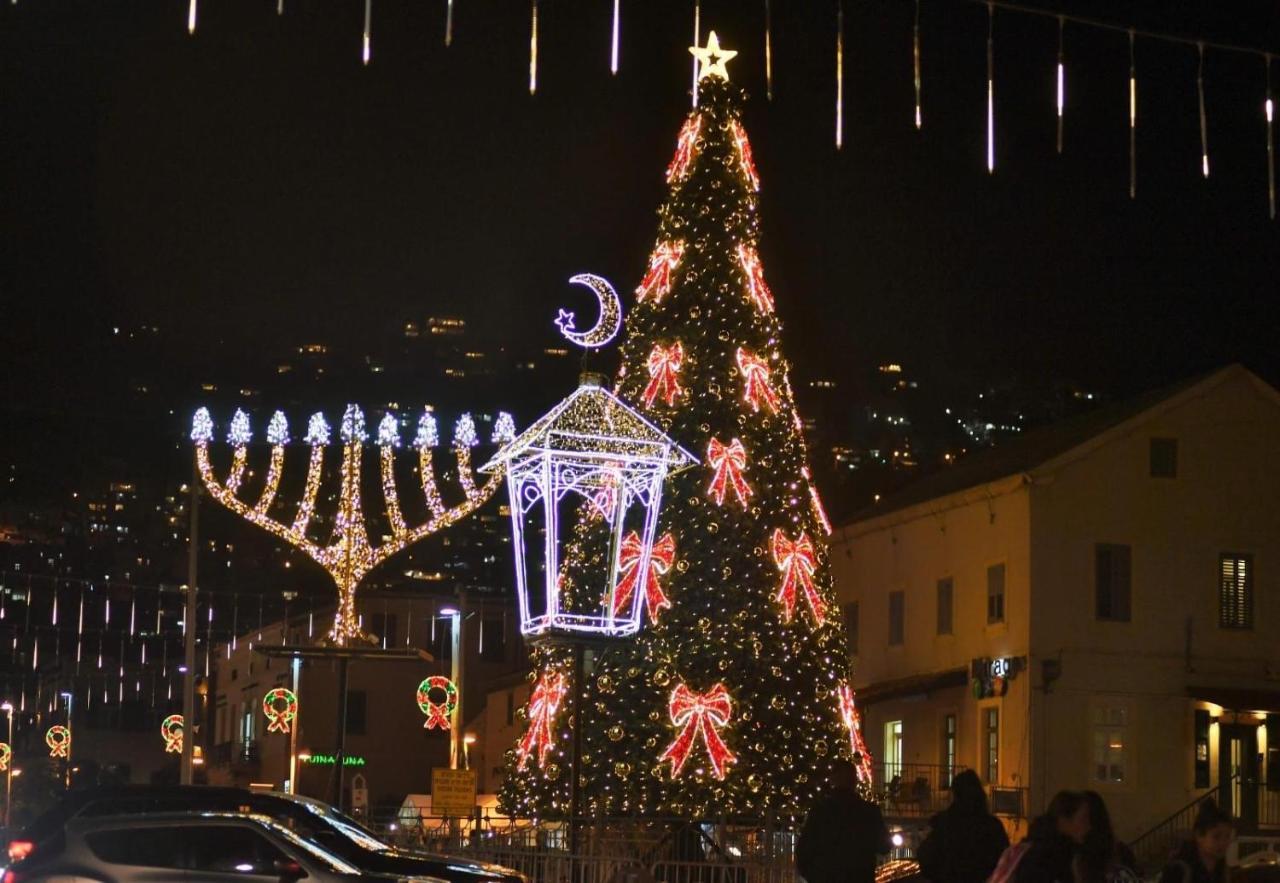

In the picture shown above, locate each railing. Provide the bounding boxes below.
[872,762,957,819]
[207,740,259,767]
[373,809,921,883]
[1129,780,1230,871]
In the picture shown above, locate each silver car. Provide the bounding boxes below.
[4,811,445,883]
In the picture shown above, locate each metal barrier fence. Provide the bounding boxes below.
[371,809,922,883]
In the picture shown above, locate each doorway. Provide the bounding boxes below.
[1219,724,1259,830]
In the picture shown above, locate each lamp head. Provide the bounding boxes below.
[0,702,13,713]
[439,606,461,617]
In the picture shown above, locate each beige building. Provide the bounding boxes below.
[831,365,1280,844]
[204,592,524,813]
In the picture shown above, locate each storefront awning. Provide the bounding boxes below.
[1187,685,1280,713]
[855,668,969,706]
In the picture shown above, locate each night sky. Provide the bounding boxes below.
[3,0,1278,429]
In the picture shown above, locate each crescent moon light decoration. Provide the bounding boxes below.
[554,273,623,349]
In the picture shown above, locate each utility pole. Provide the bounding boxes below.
[181,463,199,785]
[444,595,465,770]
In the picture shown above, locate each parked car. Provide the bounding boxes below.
[7,786,526,883]
[2,810,444,882]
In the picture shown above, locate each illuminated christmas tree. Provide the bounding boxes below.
[501,33,861,819]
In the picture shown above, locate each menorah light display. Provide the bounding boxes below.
[192,405,515,646]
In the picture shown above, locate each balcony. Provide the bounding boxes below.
[871,763,1026,822]
[209,740,260,771]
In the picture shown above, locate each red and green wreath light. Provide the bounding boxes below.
[416,676,457,730]
[161,714,184,753]
[46,725,70,758]
[263,687,298,734]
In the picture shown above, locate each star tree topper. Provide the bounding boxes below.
[689,31,737,82]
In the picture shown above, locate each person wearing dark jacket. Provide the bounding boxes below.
[1158,800,1233,883]
[1012,790,1091,883]
[797,759,890,883]
[916,770,1009,883]
[1078,791,1139,882]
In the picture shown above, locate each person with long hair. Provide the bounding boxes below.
[1078,791,1139,883]
[1158,800,1234,883]
[995,790,1090,883]
[916,770,1009,883]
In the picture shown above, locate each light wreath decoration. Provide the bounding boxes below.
[161,714,184,753]
[0,742,10,772]
[416,676,458,730]
[771,529,824,625]
[643,342,684,408]
[192,405,508,645]
[636,241,685,305]
[46,725,70,758]
[706,437,751,507]
[838,685,874,785]
[611,531,675,622]
[665,116,701,183]
[263,687,298,734]
[516,671,567,770]
[659,682,737,779]
[736,244,775,314]
[736,348,779,414]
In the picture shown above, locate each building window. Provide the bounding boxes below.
[1092,705,1127,783]
[1150,438,1178,478]
[884,720,904,780]
[506,691,516,727]
[983,707,999,784]
[347,690,367,736]
[1219,553,1254,629]
[480,618,506,662]
[888,592,905,646]
[936,578,954,635]
[987,564,1005,624]
[843,601,860,655]
[1095,544,1132,622]
[942,714,957,787]
[370,613,398,647]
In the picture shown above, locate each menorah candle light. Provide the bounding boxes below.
[192,405,514,646]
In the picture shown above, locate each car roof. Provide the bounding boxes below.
[65,810,282,832]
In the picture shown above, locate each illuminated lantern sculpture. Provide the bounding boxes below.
[481,375,694,640]
[416,676,458,730]
[263,688,298,734]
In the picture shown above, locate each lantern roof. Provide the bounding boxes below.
[479,376,696,474]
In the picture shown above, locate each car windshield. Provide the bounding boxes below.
[289,797,390,853]
[246,815,363,874]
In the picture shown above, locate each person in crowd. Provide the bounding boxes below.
[796,757,891,883]
[987,790,1089,883]
[1158,800,1234,883]
[1078,791,1139,883]
[916,769,1009,883]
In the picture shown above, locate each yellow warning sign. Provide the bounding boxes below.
[431,767,478,817]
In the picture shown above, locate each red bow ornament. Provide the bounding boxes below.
[612,531,675,622]
[665,115,702,182]
[731,120,760,191]
[516,672,568,771]
[736,244,775,314]
[772,529,825,625]
[706,437,752,508]
[643,342,685,408]
[659,683,737,779]
[736,348,779,414]
[637,241,685,305]
[838,685,874,785]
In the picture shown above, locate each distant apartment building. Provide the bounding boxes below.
[830,365,1280,842]
[205,593,524,812]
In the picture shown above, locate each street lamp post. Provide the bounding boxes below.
[2,701,13,827]
[60,692,73,790]
[439,603,464,770]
